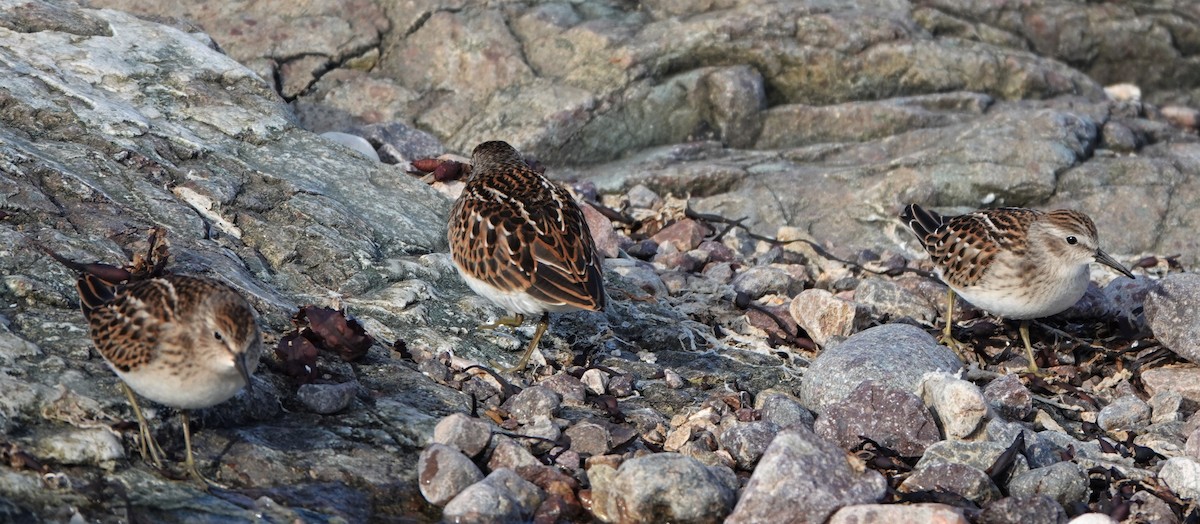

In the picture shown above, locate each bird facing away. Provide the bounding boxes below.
[70,262,262,484]
[447,140,607,372]
[900,204,1135,372]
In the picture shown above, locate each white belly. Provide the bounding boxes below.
[115,363,247,410]
[456,267,581,317]
[951,265,1090,320]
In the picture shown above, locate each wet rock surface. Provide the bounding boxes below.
[2,0,1200,522]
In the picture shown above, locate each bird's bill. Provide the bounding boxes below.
[1095,249,1136,279]
[236,353,254,396]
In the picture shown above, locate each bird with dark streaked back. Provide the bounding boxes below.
[900,204,1135,372]
[447,140,607,373]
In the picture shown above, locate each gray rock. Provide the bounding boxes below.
[789,289,862,347]
[1007,462,1090,508]
[607,373,637,397]
[1098,395,1152,434]
[827,503,969,524]
[1158,457,1200,501]
[350,122,444,165]
[580,369,609,396]
[1141,367,1200,406]
[899,462,1000,505]
[800,324,962,413]
[441,469,544,524]
[319,131,380,162]
[296,382,357,415]
[813,381,941,457]
[563,421,611,457]
[433,413,493,458]
[1187,427,1200,459]
[718,421,779,470]
[984,374,1034,421]
[917,440,1030,482]
[1146,273,1200,363]
[1103,276,1158,334]
[1149,390,1184,425]
[589,453,738,524]
[978,495,1067,524]
[921,372,989,440]
[626,184,662,209]
[727,428,887,524]
[538,374,587,406]
[418,444,484,507]
[986,420,1061,469]
[503,386,561,425]
[852,279,940,324]
[487,435,540,471]
[757,389,815,431]
[732,266,802,299]
[1127,491,1183,524]
[32,428,124,465]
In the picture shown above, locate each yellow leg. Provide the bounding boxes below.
[1019,320,1040,374]
[181,412,224,487]
[505,313,550,373]
[120,382,165,469]
[480,314,525,330]
[939,289,974,365]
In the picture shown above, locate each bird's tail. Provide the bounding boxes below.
[900,203,944,238]
[42,248,129,314]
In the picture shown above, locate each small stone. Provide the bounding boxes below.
[296,382,357,415]
[789,288,860,347]
[718,421,779,470]
[564,421,611,456]
[756,389,815,430]
[1161,105,1200,130]
[418,358,452,384]
[626,184,661,209]
[827,503,968,524]
[580,369,608,396]
[607,373,636,397]
[554,449,581,471]
[977,495,1067,524]
[433,413,492,458]
[650,219,707,252]
[520,417,562,454]
[853,279,938,324]
[813,381,941,457]
[319,131,379,161]
[1127,491,1181,524]
[1067,514,1118,524]
[1148,390,1183,424]
[900,463,1000,504]
[503,386,561,424]
[1007,461,1090,508]
[625,239,659,260]
[696,241,736,263]
[581,204,620,259]
[441,468,544,523]
[418,444,484,506]
[589,453,738,524]
[984,374,1034,421]
[917,440,1030,482]
[487,435,540,471]
[664,368,685,389]
[1186,427,1200,459]
[539,374,587,406]
[726,428,887,524]
[35,428,124,465]
[1145,273,1200,364]
[922,372,989,440]
[1141,367,1200,406]
[731,266,801,299]
[1158,457,1200,500]
[1097,395,1151,434]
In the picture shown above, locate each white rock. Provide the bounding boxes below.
[921,372,988,440]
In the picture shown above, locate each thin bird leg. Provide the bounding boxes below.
[506,313,550,373]
[180,412,224,488]
[480,314,525,330]
[1019,320,1041,374]
[939,289,976,366]
[120,382,165,468]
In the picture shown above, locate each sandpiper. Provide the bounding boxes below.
[447,140,607,372]
[55,252,262,484]
[900,204,1135,372]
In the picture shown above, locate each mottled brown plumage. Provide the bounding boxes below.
[901,204,1133,371]
[448,140,607,372]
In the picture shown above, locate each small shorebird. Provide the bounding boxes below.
[900,204,1135,372]
[53,253,262,484]
[447,140,607,372]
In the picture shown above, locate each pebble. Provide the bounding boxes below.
[432,413,492,458]
[441,468,543,523]
[813,381,941,457]
[983,373,1034,421]
[1158,456,1200,500]
[1067,514,1118,524]
[756,389,815,430]
[977,495,1067,524]
[1007,461,1090,508]
[898,462,1000,504]
[921,372,989,440]
[607,373,637,397]
[1145,273,1200,363]
[1096,395,1151,433]
[564,421,612,456]
[726,428,886,524]
[539,373,587,406]
[718,420,779,470]
[1148,390,1183,424]
[827,503,968,524]
[650,219,707,252]
[731,266,801,299]
[663,368,685,389]
[487,435,540,471]
[296,382,357,415]
[853,279,938,323]
[35,428,124,465]
[417,443,483,506]
[1140,366,1200,405]
[580,369,608,396]
[581,204,621,259]
[789,288,860,347]
[589,453,738,524]
[916,440,1030,481]
[626,184,662,209]
[502,386,561,424]
[318,131,379,162]
[1186,427,1200,459]
[800,324,962,413]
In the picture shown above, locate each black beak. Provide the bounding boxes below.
[236,352,254,397]
[1095,249,1136,279]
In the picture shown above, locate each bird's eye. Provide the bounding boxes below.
[214,331,224,341]
[1066,236,1078,245]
